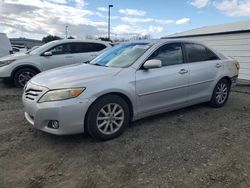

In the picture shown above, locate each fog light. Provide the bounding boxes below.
[48,120,59,129]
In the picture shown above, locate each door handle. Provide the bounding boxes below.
[179,69,188,74]
[65,56,73,58]
[216,63,222,68]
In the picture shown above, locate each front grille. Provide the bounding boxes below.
[25,88,42,101]
[24,82,46,101]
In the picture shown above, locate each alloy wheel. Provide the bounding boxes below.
[96,103,125,135]
[215,82,228,104]
[18,71,35,87]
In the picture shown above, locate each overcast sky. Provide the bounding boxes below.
[0,0,250,40]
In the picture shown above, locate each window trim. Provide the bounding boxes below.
[183,42,220,63]
[41,42,107,56]
[139,42,186,69]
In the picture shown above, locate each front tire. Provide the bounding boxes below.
[86,95,130,141]
[13,68,37,87]
[210,79,230,108]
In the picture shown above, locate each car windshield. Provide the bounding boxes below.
[90,42,152,68]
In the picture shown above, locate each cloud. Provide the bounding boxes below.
[0,0,106,38]
[119,8,146,16]
[74,0,87,8]
[0,0,191,39]
[189,0,209,8]
[175,18,191,25]
[148,26,163,33]
[214,0,250,16]
[121,17,175,25]
[47,0,67,4]
[121,16,188,25]
[97,7,108,12]
[112,24,163,36]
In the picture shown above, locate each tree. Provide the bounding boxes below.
[42,35,62,43]
[98,37,112,42]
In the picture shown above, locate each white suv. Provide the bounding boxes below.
[0,39,111,87]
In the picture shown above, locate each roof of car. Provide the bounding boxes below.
[50,39,111,45]
[121,39,206,45]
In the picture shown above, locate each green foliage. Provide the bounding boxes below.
[98,37,112,42]
[42,35,62,43]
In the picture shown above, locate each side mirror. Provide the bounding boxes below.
[143,59,162,69]
[43,51,52,56]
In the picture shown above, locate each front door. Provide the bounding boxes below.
[41,43,75,71]
[136,43,189,116]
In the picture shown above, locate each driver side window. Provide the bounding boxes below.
[148,43,183,66]
[46,44,71,55]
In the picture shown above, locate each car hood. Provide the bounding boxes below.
[0,53,30,61]
[30,64,122,89]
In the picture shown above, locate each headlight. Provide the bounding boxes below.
[38,88,85,103]
[0,59,16,67]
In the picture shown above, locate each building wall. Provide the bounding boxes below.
[173,32,250,80]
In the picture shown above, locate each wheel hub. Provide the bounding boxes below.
[96,103,124,135]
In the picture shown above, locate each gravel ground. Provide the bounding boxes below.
[0,80,249,188]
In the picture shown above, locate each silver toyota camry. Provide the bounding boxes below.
[23,39,239,140]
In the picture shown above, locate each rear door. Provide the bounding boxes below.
[41,43,75,71]
[72,42,108,63]
[183,43,223,103]
[135,43,189,115]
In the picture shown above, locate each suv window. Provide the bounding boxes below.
[47,44,71,55]
[70,43,107,53]
[185,43,219,62]
[70,43,87,53]
[90,43,107,52]
[148,43,183,66]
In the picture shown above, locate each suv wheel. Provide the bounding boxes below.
[210,79,230,108]
[13,68,37,87]
[86,95,130,141]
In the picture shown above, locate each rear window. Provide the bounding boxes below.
[206,48,219,60]
[184,43,219,62]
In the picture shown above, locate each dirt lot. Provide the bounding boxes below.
[0,80,250,188]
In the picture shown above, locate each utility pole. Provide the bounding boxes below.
[108,5,113,41]
[65,25,68,39]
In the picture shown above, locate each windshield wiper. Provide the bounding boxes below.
[92,63,107,67]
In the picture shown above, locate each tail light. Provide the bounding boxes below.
[230,57,240,70]
[235,61,240,70]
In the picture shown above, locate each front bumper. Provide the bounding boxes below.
[23,97,93,135]
[0,64,12,78]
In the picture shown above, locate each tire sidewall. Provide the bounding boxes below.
[86,95,130,141]
[211,79,230,107]
[13,68,37,88]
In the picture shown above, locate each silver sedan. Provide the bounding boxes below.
[23,39,239,140]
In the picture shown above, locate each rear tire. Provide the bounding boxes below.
[210,79,230,108]
[13,68,37,88]
[86,95,130,141]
